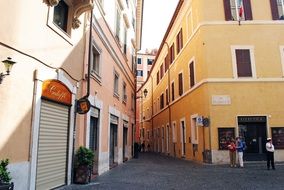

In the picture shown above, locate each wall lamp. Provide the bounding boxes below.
[136,88,148,99]
[0,57,16,84]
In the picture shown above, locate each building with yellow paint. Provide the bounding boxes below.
[139,0,284,164]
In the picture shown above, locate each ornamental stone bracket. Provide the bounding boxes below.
[72,0,94,29]
[45,0,94,29]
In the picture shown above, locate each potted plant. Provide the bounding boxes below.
[0,159,13,190]
[74,146,94,184]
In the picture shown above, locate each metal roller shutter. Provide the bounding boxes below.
[36,100,69,190]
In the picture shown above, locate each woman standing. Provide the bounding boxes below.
[228,138,237,167]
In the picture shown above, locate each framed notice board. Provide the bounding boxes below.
[218,128,235,150]
[271,127,284,149]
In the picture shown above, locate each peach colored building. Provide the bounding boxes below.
[135,51,155,143]
[0,0,143,189]
[140,0,284,164]
[77,0,143,177]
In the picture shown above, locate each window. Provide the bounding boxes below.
[131,93,135,111]
[160,64,164,79]
[122,82,127,103]
[123,26,127,54]
[166,88,169,105]
[191,115,198,144]
[114,71,119,96]
[270,0,284,20]
[171,82,175,101]
[164,55,169,72]
[160,93,164,109]
[223,0,253,21]
[176,29,183,54]
[231,46,255,78]
[178,73,183,96]
[170,44,175,64]
[137,70,143,77]
[53,0,69,32]
[156,71,160,85]
[137,58,142,64]
[172,122,177,143]
[115,7,121,41]
[147,59,154,65]
[235,49,252,77]
[91,45,101,77]
[189,61,195,88]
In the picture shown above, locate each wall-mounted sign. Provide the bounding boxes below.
[76,98,91,114]
[42,80,72,105]
[196,116,203,126]
[212,95,231,105]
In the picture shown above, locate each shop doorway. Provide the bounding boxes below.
[238,116,267,161]
[109,123,118,167]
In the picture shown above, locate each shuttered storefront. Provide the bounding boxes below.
[36,100,69,190]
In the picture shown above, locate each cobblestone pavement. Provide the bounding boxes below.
[58,152,284,190]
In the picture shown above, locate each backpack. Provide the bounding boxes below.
[242,141,247,151]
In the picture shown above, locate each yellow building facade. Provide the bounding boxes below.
[139,0,284,164]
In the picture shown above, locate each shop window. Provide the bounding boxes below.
[218,128,235,150]
[271,127,284,149]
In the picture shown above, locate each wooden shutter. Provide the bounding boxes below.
[165,56,169,72]
[223,0,232,21]
[36,100,69,190]
[236,49,252,77]
[244,0,253,20]
[270,0,279,20]
[156,71,159,84]
[171,82,175,101]
[178,73,183,96]
[170,44,175,64]
[189,61,195,87]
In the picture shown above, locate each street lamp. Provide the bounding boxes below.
[0,57,17,84]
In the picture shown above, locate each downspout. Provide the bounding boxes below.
[71,9,93,182]
[83,9,93,99]
[164,41,174,157]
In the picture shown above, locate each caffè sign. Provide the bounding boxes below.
[42,80,72,105]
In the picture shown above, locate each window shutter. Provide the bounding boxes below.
[178,73,183,96]
[189,62,195,87]
[244,0,253,20]
[223,0,232,21]
[236,49,252,77]
[270,0,279,20]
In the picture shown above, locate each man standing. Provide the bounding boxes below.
[266,138,275,170]
[236,137,244,168]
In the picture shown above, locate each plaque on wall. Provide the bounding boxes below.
[218,128,235,150]
[271,127,284,149]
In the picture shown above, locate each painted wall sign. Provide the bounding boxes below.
[212,95,231,105]
[42,80,72,105]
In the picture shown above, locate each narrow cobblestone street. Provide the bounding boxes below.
[59,152,284,190]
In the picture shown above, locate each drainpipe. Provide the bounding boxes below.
[83,9,93,99]
[164,41,174,157]
[71,10,93,182]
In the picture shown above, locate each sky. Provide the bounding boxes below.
[140,0,179,52]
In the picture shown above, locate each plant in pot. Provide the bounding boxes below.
[0,159,13,190]
[74,146,94,184]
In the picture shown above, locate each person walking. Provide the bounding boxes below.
[266,138,275,170]
[228,138,237,167]
[236,137,244,168]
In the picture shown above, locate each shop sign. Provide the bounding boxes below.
[42,80,72,105]
[238,116,266,123]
